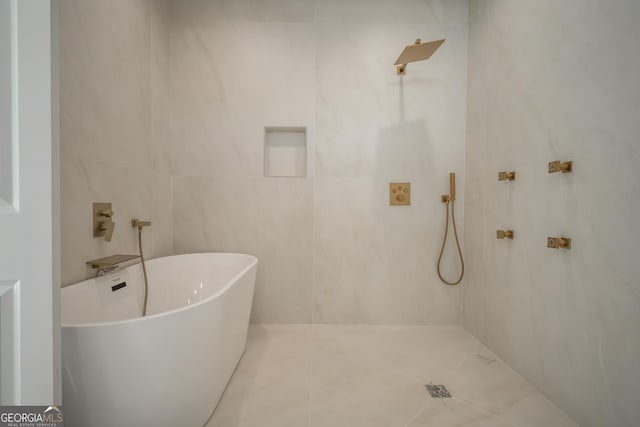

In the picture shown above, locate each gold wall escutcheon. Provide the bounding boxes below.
[496,230,514,239]
[131,219,152,228]
[498,171,516,181]
[548,160,573,174]
[547,236,572,250]
[390,182,411,206]
[93,202,115,242]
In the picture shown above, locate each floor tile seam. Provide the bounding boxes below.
[457,328,579,426]
[451,397,521,427]
[401,401,429,427]
[311,169,317,327]
[307,323,314,427]
[256,323,313,330]
[307,324,466,329]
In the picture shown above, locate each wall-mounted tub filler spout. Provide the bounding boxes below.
[86,254,140,277]
[97,265,120,276]
[131,219,151,316]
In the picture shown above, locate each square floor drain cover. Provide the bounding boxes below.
[426,384,452,398]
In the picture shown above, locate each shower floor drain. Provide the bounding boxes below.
[426,384,452,398]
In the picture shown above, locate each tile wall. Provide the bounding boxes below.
[60,0,173,285]
[464,1,640,426]
[170,0,469,323]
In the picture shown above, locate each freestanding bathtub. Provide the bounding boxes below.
[61,253,258,427]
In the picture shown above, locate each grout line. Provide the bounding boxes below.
[402,402,428,427]
[310,24,318,328]
[307,324,315,427]
[451,397,521,427]
[311,174,316,325]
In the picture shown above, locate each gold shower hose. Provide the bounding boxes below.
[137,225,150,316]
[437,200,464,285]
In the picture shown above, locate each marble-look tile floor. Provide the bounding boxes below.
[205,325,578,427]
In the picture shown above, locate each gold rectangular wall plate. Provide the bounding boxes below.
[498,171,516,181]
[547,236,572,250]
[548,160,573,174]
[93,202,112,238]
[496,230,514,239]
[390,183,411,206]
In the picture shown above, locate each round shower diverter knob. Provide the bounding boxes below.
[396,194,406,202]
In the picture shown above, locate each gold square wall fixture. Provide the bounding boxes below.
[390,182,410,206]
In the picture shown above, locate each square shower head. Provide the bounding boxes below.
[394,38,445,74]
[394,39,445,65]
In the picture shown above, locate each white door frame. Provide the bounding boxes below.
[0,0,60,405]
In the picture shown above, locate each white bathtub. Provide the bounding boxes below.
[61,253,258,427]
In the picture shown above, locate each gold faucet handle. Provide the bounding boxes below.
[98,218,115,242]
[99,209,114,217]
[104,220,115,242]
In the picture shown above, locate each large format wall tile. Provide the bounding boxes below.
[173,176,314,323]
[314,177,462,324]
[151,0,173,173]
[169,20,315,178]
[314,0,468,25]
[464,1,640,426]
[311,0,467,323]
[60,0,153,172]
[60,0,173,285]
[315,19,467,179]
[171,0,315,25]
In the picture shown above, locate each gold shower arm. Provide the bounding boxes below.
[396,39,421,75]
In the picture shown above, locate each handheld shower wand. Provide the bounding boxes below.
[132,219,152,315]
[437,172,464,285]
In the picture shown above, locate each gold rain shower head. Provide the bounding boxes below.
[394,38,445,75]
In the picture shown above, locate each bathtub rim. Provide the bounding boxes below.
[61,252,258,329]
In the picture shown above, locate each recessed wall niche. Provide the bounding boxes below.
[264,127,307,177]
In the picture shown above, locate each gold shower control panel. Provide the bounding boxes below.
[390,183,411,206]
